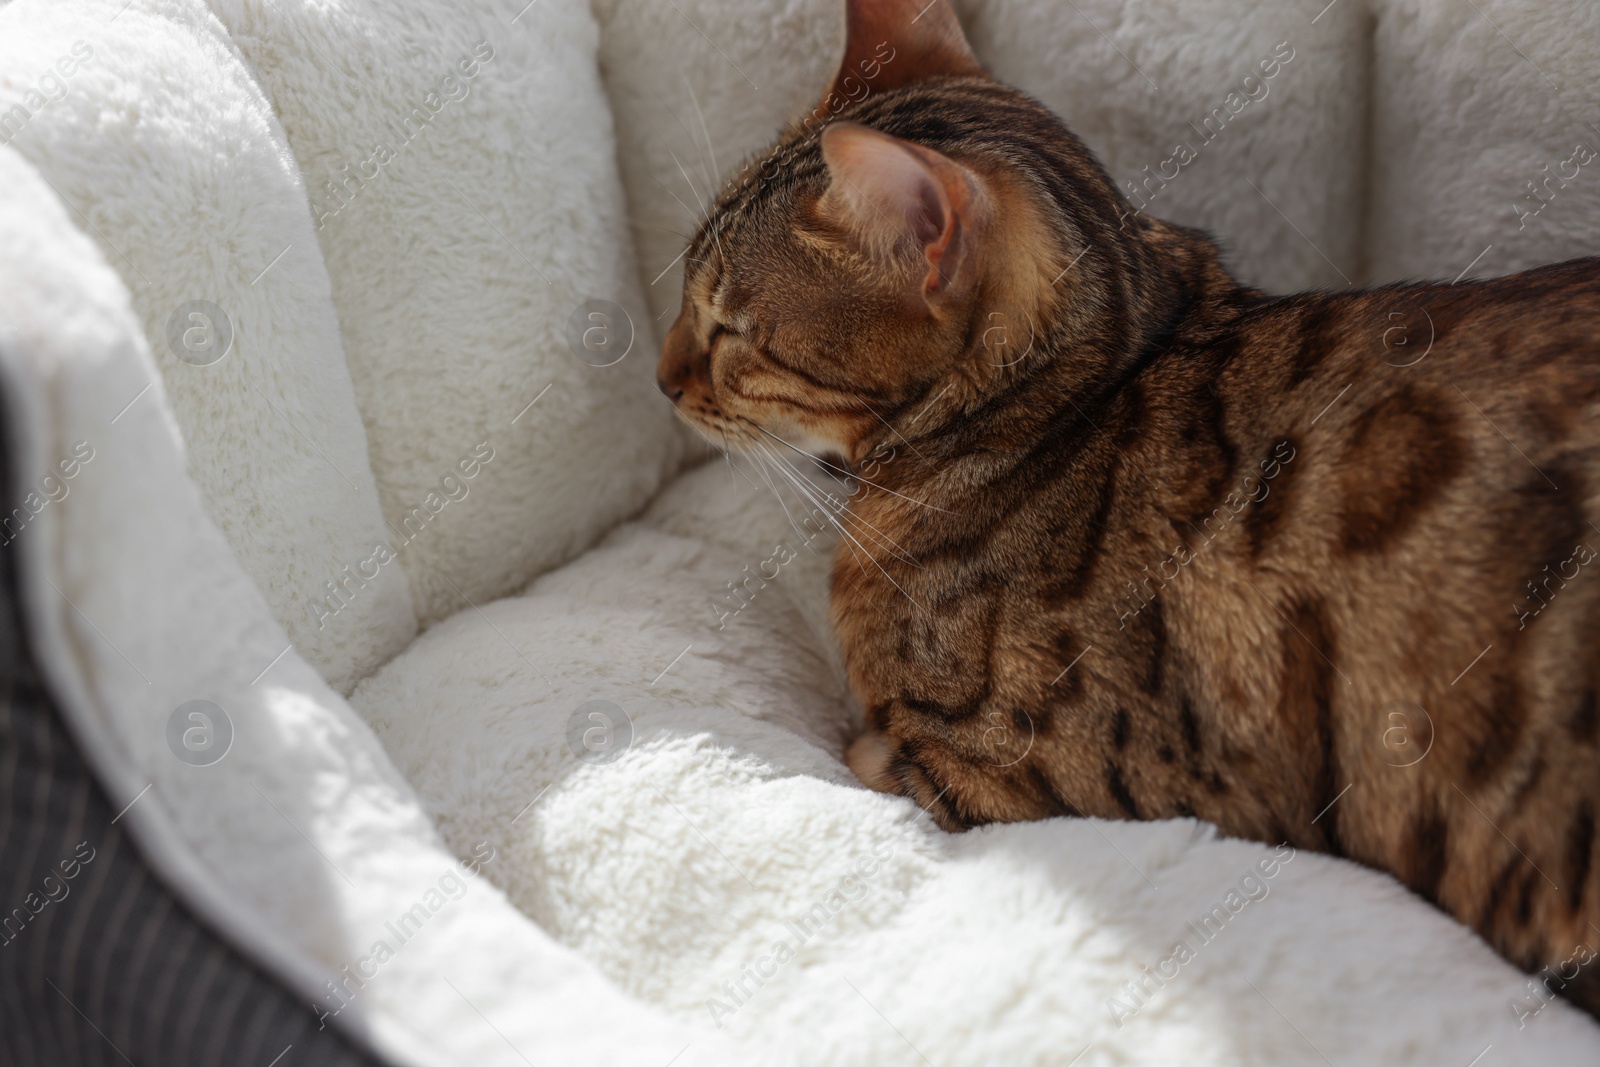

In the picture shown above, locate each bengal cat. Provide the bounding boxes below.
[655,0,1600,1016]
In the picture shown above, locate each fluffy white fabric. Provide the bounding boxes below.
[5,0,1600,1063]
[0,0,415,693]
[357,459,1600,1064]
[593,0,838,327]
[210,0,688,625]
[595,0,1370,330]
[954,0,1369,290]
[1366,0,1600,282]
[0,144,736,1067]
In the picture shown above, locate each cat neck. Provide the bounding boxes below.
[866,208,1247,486]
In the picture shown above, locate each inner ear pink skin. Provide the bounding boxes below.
[818,121,983,303]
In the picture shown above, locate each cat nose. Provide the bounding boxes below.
[656,358,692,403]
[656,313,701,404]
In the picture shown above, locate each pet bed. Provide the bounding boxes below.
[1,0,1598,1063]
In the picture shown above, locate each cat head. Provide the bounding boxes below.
[656,0,1159,469]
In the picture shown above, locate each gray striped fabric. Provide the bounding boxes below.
[0,481,385,1063]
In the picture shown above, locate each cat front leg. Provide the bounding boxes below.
[845,729,899,793]
[843,722,974,831]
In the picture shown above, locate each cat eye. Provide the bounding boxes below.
[708,322,746,346]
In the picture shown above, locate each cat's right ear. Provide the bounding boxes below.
[818,121,987,308]
[825,0,987,103]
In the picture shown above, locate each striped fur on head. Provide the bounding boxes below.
[656,1,1184,469]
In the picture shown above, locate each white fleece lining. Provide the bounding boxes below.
[3,0,1600,1063]
[0,145,738,1067]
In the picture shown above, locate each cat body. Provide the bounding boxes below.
[657,0,1600,1014]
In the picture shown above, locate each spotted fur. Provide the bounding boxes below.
[657,0,1600,1017]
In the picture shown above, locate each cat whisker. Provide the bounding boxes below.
[723,435,777,502]
[675,416,806,546]
[629,221,696,242]
[683,72,721,192]
[749,423,952,514]
[760,445,924,569]
[747,432,923,559]
[673,407,746,477]
[857,397,928,461]
[732,441,857,566]
[670,150,709,221]
[743,440,820,548]
[681,75,737,271]
[670,405,719,447]
[716,424,737,485]
[755,440,923,572]
[756,444,880,581]
[678,73,723,203]
[672,145,729,270]
[647,168,706,234]
[651,152,727,276]
[666,110,713,203]
[795,499,927,615]
[704,213,728,275]
[645,109,712,218]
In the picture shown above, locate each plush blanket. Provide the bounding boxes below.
[356,458,1600,1063]
[1,0,1599,1063]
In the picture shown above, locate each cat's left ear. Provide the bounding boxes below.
[826,0,987,103]
[819,121,986,307]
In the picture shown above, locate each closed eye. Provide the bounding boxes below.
[711,321,749,342]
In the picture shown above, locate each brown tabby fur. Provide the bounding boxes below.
[657,0,1600,1016]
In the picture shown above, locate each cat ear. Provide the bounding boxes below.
[826,0,987,103]
[818,121,983,303]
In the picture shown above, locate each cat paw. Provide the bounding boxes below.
[846,729,900,793]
